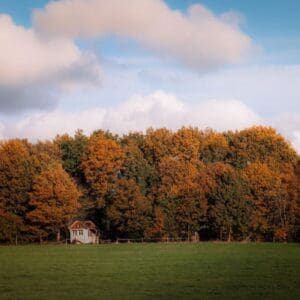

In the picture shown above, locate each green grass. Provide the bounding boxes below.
[0,243,299,299]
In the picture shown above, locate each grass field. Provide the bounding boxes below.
[0,243,299,299]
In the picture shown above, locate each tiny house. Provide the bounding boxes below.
[69,220,99,244]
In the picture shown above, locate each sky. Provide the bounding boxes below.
[0,0,300,150]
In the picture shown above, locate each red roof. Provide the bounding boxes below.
[69,220,97,230]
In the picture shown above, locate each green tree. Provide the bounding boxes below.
[122,140,155,196]
[56,130,88,178]
[207,163,251,241]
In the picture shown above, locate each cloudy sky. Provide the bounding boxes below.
[0,0,300,150]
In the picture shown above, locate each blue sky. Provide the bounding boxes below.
[0,0,300,63]
[2,0,300,36]
[1,0,300,64]
[0,0,299,67]
[0,0,299,150]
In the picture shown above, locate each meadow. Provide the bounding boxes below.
[0,243,299,299]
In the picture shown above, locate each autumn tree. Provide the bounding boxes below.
[144,207,165,239]
[27,163,80,241]
[1,125,300,243]
[81,133,124,220]
[243,162,298,241]
[0,139,34,243]
[29,140,62,175]
[294,160,300,241]
[199,130,229,163]
[227,126,297,169]
[0,138,68,243]
[171,127,203,161]
[143,128,174,166]
[158,156,212,239]
[105,179,151,238]
[122,132,145,149]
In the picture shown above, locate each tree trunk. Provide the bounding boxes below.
[227,226,232,242]
[57,230,60,242]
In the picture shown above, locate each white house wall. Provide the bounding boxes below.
[70,229,96,244]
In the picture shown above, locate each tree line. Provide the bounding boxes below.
[0,126,300,244]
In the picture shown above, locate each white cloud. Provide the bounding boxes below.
[0,1,255,113]
[4,91,261,141]
[0,122,4,140]
[271,113,300,152]
[0,14,99,86]
[33,0,253,70]
[0,14,101,112]
[195,64,300,114]
[100,92,262,133]
[291,132,300,153]
[4,91,300,152]
[12,108,107,141]
[103,58,300,116]
[188,99,263,131]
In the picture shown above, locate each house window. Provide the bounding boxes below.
[72,230,77,235]
[78,230,83,235]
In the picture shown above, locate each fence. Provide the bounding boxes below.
[99,237,192,244]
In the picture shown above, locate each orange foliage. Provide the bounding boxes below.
[200,130,229,163]
[106,179,151,237]
[274,228,288,242]
[158,156,212,237]
[171,127,202,161]
[0,139,33,242]
[81,133,124,208]
[143,128,173,165]
[230,126,297,168]
[1,125,300,242]
[243,162,297,240]
[27,163,80,239]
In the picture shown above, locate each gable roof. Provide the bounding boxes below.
[69,220,97,230]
